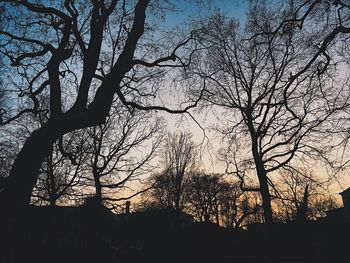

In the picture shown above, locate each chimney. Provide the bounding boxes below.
[125,201,130,214]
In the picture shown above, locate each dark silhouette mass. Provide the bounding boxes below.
[1,1,350,262]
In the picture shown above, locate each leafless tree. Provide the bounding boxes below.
[0,56,11,186]
[31,129,90,206]
[219,181,262,229]
[142,131,198,213]
[187,173,223,224]
[0,0,203,214]
[188,1,350,224]
[0,135,14,192]
[85,102,163,208]
[0,75,11,192]
[273,168,340,222]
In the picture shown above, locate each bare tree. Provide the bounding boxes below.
[189,1,350,224]
[273,168,340,222]
[0,134,15,192]
[0,0,202,214]
[0,55,11,187]
[219,181,262,229]
[31,129,90,206]
[142,131,198,213]
[187,173,223,224]
[85,103,163,208]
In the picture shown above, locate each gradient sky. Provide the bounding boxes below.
[166,0,248,25]
[158,0,350,198]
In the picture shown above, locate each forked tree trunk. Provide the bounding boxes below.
[0,0,149,224]
[1,85,115,217]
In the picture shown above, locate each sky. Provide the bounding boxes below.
[2,0,349,205]
[158,0,249,165]
[154,0,350,198]
[166,0,248,25]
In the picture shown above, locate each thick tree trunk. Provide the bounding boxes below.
[256,167,273,225]
[249,126,274,225]
[252,149,273,225]
[0,97,113,216]
[93,172,103,204]
[0,122,60,217]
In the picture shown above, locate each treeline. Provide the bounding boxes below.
[139,132,339,227]
[0,0,349,228]
[2,121,339,227]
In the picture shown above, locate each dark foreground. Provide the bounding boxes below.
[1,205,349,263]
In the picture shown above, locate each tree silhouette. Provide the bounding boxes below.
[31,129,90,206]
[187,173,224,224]
[0,0,201,214]
[189,1,350,225]
[218,180,262,228]
[85,102,163,207]
[273,169,340,222]
[142,132,198,213]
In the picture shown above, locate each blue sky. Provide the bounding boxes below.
[165,0,248,25]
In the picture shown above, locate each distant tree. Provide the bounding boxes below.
[0,79,5,125]
[308,195,340,219]
[219,181,262,229]
[187,173,223,224]
[273,169,340,222]
[0,135,15,192]
[85,103,163,208]
[0,84,12,189]
[189,1,350,224]
[142,132,198,213]
[0,54,11,188]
